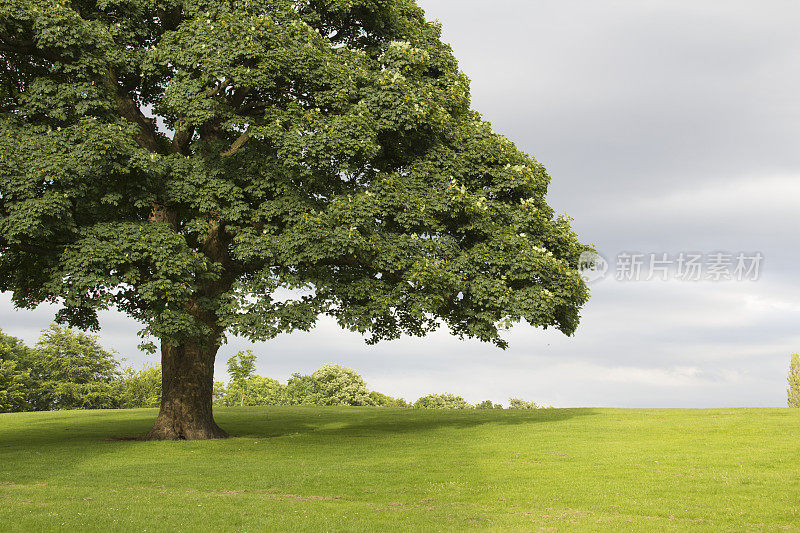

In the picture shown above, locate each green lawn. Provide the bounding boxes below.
[1,407,798,531]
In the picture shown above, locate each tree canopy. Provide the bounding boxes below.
[0,0,591,438]
[0,325,121,411]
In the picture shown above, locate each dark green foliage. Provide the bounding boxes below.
[476,400,503,409]
[414,393,470,409]
[0,0,591,352]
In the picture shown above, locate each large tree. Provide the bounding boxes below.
[0,0,591,439]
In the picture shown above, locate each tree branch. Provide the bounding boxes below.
[220,129,250,157]
[171,124,195,155]
[104,68,161,153]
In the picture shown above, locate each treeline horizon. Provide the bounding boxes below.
[1,325,547,413]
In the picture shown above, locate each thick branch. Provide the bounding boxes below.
[104,68,160,153]
[171,124,195,155]
[220,130,250,157]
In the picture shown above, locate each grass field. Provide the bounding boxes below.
[1,407,799,531]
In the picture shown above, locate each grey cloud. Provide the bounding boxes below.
[421,0,800,205]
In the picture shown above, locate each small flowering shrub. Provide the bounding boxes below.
[414,393,471,409]
[508,398,540,409]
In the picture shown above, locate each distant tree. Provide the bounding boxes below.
[789,353,800,408]
[2,325,123,411]
[33,325,121,410]
[284,365,373,406]
[0,329,34,363]
[508,398,540,409]
[0,359,28,413]
[310,365,374,406]
[369,391,410,408]
[226,350,258,407]
[285,372,320,406]
[218,375,285,407]
[0,329,36,412]
[414,393,471,409]
[242,375,285,406]
[212,381,227,406]
[0,0,591,439]
[118,365,162,409]
[476,400,503,409]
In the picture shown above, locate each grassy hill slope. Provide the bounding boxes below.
[1,407,798,531]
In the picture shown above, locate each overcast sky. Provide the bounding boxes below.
[3,0,800,407]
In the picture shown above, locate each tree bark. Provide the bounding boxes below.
[144,212,235,439]
[146,340,228,440]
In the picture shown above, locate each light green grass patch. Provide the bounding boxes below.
[1,407,799,531]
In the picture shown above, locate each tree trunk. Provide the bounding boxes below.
[146,340,228,440]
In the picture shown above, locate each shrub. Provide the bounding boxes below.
[414,393,471,409]
[508,398,540,409]
[213,381,227,405]
[369,391,410,408]
[223,365,374,407]
[476,400,503,409]
[310,364,374,406]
